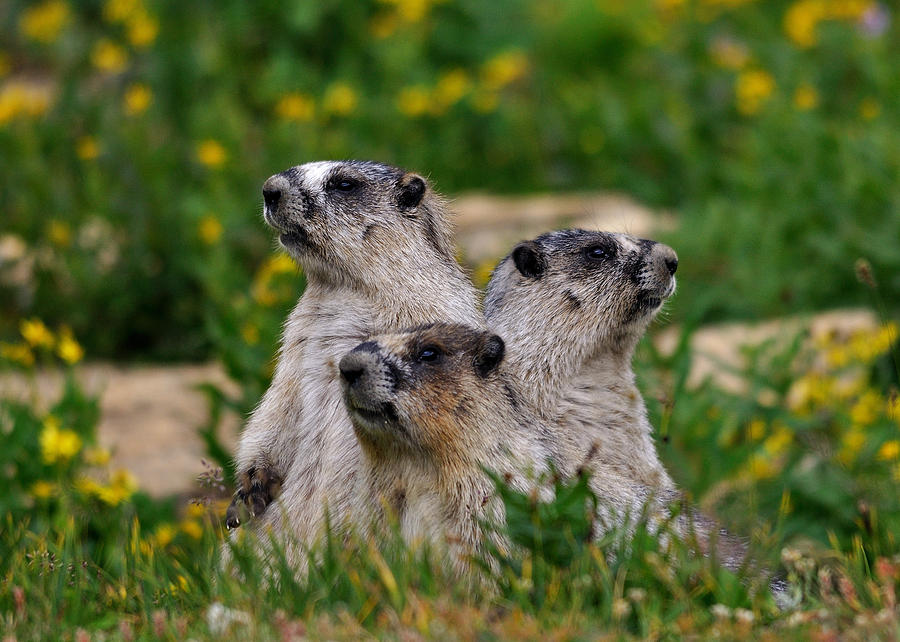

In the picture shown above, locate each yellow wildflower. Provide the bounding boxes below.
[322,82,358,117]
[180,519,203,539]
[95,469,137,505]
[838,427,866,465]
[153,524,175,547]
[793,84,819,110]
[20,318,54,348]
[784,0,825,48]
[91,39,128,73]
[850,390,882,427]
[877,440,900,461]
[84,446,111,466]
[472,259,496,289]
[763,423,793,455]
[103,0,140,23]
[31,481,57,499]
[47,220,71,247]
[735,69,775,116]
[0,342,35,367]
[198,214,223,245]
[127,11,158,47]
[0,80,53,125]
[187,502,206,518]
[196,139,227,168]
[859,97,880,120]
[241,322,259,345]
[56,327,84,364]
[747,418,766,441]
[40,415,82,464]
[76,136,99,160]
[397,85,431,118]
[19,0,70,44]
[252,253,299,305]
[481,50,529,90]
[124,83,152,115]
[747,453,777,480]
[433,69,471,108]
[381,0,435,23]
[276,92,315,122]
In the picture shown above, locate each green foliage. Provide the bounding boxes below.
[3,318,900,638]
[1,0,898,359]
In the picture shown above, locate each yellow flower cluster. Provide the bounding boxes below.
[0,342,35,367]
[376,0,445,25]
[92,39,129,73]
[322,82,358,117]
[124,83,152,115]
[40,415,83,464]
[252,253,299,306]
[196,139,227,168]
[735,69,775,116]
[276,92,315,122]
[396,69,472,118]
[793,84,819,111]
[0,80,53,126]
[198,214,223,245]
[103,0,159,48]
[480,50,529,92]
[784,0,874,48]
[75,469,138,506]
[17,319,85,364]
[19,0,70,44]
[820,322,897,368]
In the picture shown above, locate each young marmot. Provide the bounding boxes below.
[484,229,677,490]
[227,161,481,548]
[337,322,553,574]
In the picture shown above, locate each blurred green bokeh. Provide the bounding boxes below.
[1,0,897,360]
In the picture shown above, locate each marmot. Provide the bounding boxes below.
[337,322,553,575]
[227,161,482,549]
[484,229,677,489]
[484,229,756,572]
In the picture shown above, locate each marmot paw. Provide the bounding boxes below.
[224,466,283,530]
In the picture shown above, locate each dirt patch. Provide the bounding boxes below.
[1,362,239,498]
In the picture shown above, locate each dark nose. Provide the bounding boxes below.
[339,362,364,386]
[665,255,678,275]
[263,187,281,211]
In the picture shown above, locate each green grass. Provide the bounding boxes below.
[2,314,898,639]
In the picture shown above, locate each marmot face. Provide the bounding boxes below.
[337,323,506,457]
[485,229,678,346]
[261,160,454,282]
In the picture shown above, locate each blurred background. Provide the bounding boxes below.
[1,0,898,566]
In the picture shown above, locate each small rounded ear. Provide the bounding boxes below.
[511,241,546,279]
[474,334,505,378]
[397,174,426,210]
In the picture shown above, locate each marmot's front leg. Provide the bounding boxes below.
[225,465,283,530]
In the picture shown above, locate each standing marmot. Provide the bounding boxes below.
[227,161,481,550]
[484,229,677,490]
[337,322,553,575]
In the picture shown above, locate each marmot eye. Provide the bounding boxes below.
[329,177,359,192]
[585,246,609,261]
[417,345,442,362]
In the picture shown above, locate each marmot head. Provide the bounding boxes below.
[261,160,456,284]
[485,229,677,354]
[337,323,507,458]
